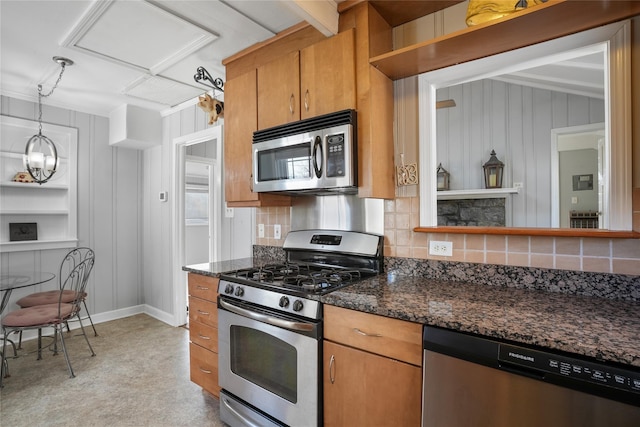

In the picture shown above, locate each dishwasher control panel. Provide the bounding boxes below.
[499,344,640,396]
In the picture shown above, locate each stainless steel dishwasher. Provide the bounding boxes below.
[422,326,640,427]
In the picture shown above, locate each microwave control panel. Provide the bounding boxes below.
[326,133,345,177]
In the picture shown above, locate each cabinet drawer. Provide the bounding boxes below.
[324,305,423,366]
[190,320,218,353]
[189,297,218,328]
[190,342,220,397]
[188,273,219,301]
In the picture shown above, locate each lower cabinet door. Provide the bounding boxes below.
[323,340,422,426]
[190,342,220,397]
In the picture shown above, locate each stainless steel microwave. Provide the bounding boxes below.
[252,110,357,195]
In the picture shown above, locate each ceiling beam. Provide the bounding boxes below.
[284,0,339,36]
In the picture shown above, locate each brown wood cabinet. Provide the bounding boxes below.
[188,273,221,397]
[257,51,301,129]
[223,20,396,202]
[339,4,396,199]
[300,28,356,120]
[223,69,291,207]
[323,305,423,426]
[257,29,356,130]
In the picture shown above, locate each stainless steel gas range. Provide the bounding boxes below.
[217,229,384,427]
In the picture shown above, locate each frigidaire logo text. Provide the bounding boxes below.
[509,352,535,363]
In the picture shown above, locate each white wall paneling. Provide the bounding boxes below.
[0,95,142,326]
[143,105,254,327]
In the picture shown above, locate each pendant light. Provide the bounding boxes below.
[24,56,73,185]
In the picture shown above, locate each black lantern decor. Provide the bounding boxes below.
[482,150,504,189]
[436,163,450,191]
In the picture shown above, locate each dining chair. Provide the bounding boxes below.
[15,248,98,348]
[0,249,96,387]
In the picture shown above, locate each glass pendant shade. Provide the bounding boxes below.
[22,56,72,185]
[24,131,58,184]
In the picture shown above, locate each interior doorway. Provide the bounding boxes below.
[172,126,223,327]
[550,123,606,228]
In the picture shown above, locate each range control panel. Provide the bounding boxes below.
[310,234,342,246]
[499,344,640,395]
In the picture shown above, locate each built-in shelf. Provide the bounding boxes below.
[369,0,640,80]
[0,239,79,253]
[1,115,78,252]
[0,210,69,215]
[0,182,68,190]
[437,187,520,200]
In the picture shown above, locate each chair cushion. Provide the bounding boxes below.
[1,303,75,328]
[16,290,86,308]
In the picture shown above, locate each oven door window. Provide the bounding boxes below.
[230,325,297,403]
[257,143,311,182]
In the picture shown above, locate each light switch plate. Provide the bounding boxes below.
[274,224,281,240]
[258,224,265,238]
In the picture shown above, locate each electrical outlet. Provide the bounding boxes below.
[429,241,453,257]
[514,182,523,189]
[258,224,265,238]
[225,207,234,218]
[274,224,281,240]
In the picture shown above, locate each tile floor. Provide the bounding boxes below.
[0,314,223,427]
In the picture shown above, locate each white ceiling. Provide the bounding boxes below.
[1,1,604,119]
[0,0,320,117]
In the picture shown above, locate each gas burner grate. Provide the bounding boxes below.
[282,269,362,292]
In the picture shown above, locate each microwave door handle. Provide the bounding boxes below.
[312,135,323,178]
[220,298,314,332]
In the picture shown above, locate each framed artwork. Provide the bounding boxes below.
[9,223,38,241]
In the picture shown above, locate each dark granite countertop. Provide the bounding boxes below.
[183,260,640,368]
[319,274,640,368]
[183,258,273,277]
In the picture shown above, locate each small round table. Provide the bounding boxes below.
[0,272,56,315]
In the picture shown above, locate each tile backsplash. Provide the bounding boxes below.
[256,196,640,276]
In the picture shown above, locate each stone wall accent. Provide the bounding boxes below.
[438,198,505,226]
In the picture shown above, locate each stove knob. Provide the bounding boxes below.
[279,296,290,308]
[224,284,234,294]
[293,300,304,312]
[234,287,244,297]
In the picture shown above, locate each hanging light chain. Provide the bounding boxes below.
[37,62,67,134]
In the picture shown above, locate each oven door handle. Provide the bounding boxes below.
[220,298,314,332]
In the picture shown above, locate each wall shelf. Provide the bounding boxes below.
[1,115,78,252]
[0,182,68,190]
[369,0,640,80]
[437,187,520,200]
[0,239,79,253]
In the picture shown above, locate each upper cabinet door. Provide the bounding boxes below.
[257,51,301,130]
[224,69,259,203]
[300,29,356,119]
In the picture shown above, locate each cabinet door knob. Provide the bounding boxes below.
[289,93,295,115]
[304,89,309,111]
